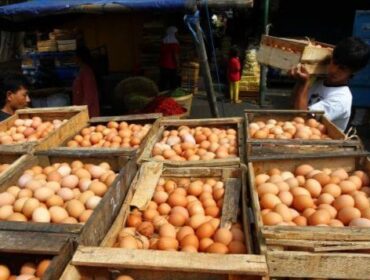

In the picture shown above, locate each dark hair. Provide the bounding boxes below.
[76,45,94,67]
[0,73,29,107]
[333,37,370,72]
[229,46,239,58]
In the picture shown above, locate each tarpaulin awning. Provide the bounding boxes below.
[0,0,195,18]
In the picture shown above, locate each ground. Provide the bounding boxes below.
[189,90,370,151]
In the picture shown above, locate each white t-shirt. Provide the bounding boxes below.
[308,80,352,131]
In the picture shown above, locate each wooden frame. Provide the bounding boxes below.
[248,154,370,279]
[0,230,75,280]
[0,106,89,154]
[245,109,362,160]
[60,163,268,280]
[0,151,137,246]
[257,35,334,75]
[137,117,245,167]
[0,153,30,187]
[50,113,162,162]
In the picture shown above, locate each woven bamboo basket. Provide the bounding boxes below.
[172,94,193,114]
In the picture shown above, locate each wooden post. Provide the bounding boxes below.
[191,13,220,118]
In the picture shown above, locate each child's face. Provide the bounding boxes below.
[7,86,30,110]
[326,59,353,85]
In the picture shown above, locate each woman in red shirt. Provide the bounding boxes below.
[72,46,100,117]
[159,26,180,91]
[228,46,241,103]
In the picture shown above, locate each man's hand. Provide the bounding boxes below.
[288,63,310,83]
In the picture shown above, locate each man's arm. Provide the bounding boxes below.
[289,64,311,109]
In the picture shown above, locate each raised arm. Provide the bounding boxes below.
[289,64,311,109]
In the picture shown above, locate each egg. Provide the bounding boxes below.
[34,187,54,202]
[66,199,85,218]
[295,164,314,176]
[157,237,179,251]
[322,184,341,198]
[206,242,229,254]
[58,188,75,201]
[0,192,15,207]
[0,205,13,220]
[85,195,101,209]
[213,228,233,245]
[49,206,69,223]
[257,183,279,196]
[180,234,200,250]
[196,222,215,239]
[354,193,370,210]
[292,195,314,211]
[176,226,195,241]
[0,265,10,280]
[337,207,361,225]
[89,181,108,196]
[339,180,356,194]
[228,241,247,254]
[332,195,355,210]
[159,223,177,238]
[167,193,187,208]
[47,171,62,182]
[22,198,40,218]
[260,193,281,209]
[308,209,331,225]
[317,193,335,205]
[7,212,27,222]
[349,218,370,227]
[32,207,51,223]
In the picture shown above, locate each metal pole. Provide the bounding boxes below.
[193,16,220,117]
[259,0,270,107]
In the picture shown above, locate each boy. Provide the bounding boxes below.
[290,37,370,131]
[228,46,242,103]
[0,73,30,121]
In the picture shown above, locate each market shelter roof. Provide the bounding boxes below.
[0,0,253,21]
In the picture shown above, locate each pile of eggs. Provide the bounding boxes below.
[0,259,50,280]
[256,164,370,227]
[0,161,117,224]
[66,121,152,148]
[249,117,331,140]
[116,177,247,254]
[151,126,238,161]
[116,276,134,280]
[0,117,68,145]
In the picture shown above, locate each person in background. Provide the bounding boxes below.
[290,37,370,131]
[228,46,242,103]
[73,46,100,117]
[159,26,180,91]
[0,73,30,121]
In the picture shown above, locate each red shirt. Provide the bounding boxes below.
[72,65,100,117]
[228,57,241,82]
[160,43,180,69]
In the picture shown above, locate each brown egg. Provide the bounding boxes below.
[257,183,279,196]
[292,195,314,211]
[7,212,27,222]
[213,228,233,245]
[49,206,69,223]
[153,191,169,204]
[339,180,356,194]
[22,198,40,218]
[119,235,138,249]
[317,204,337,219]
[332,195,355,210]
[89,181,108,196]
[213,188,225,201]
[188,180,203,196]
[180,234,200,249]
[274,203,292,222]
[308,209,331,225]
[157,237,179,251]
[348,175,362,190]
[61,217,78,224]
[293,215,307,226]
[278,191,293,206]
[78,190,95,205]
[228,241,247,254]
[199,238,214,252]
[302,208,316,218]
[0,192,15,207]
[143,209,159,221]
[260,193,281,209]
[304,179,322,198]
[230,227,245,242]
[354,170,370,186]
[276,181,290,192]
[205,206,220,218]
[66,199,85,219]
[206,242,229,254]
[34,187,54,202]
[137,221,155,237]
[262,212,283,225]
[328,219,344,227]
[158,203,171,215]
[159,223,176,238]
[337,207,361,225]
[177,226,195,241]
[331,169,349,180]
[361,208,370,219]
[85,195,101,209]
[0,265,10,280]
[317,193,335,205]
[126,214,142,228]
[354,193,370,210]
[58,188,75,201]
[79,209,93,223]
[20,262,36,275]
[295,164,314,176]
[196,222,216,239]
[167,193,187,208]
[47,171,62,182]
[187,214,207,229]
[291,187,311,197]
[255,174,270,185]
[168,213,186,227]
[322,184,341,198]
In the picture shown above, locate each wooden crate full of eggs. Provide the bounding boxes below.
[51,113,162,163]
[0,106,89,154]
[257,35,334,75]
[248,153,370,279]
[245,109,362,159]
[0,230,75,280]
[60,162,268,280]
[0,150,137,246]
[138,118,245,167]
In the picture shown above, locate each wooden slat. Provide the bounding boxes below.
[0,230,71,254]
[130,161,163,210]
[221,178,241,228]
[267,251,370,279]
[72,247,267,276]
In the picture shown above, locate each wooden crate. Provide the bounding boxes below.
[245,109,362,160]
[257,35,334,75]
[0,153,30,186]
[0,230,75,280]
[0,106,89,154]
[248,154,370,279]
[0,151,137,246]
[49,113,162,165]
[60,162,268,280]
[137,118,245,167]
